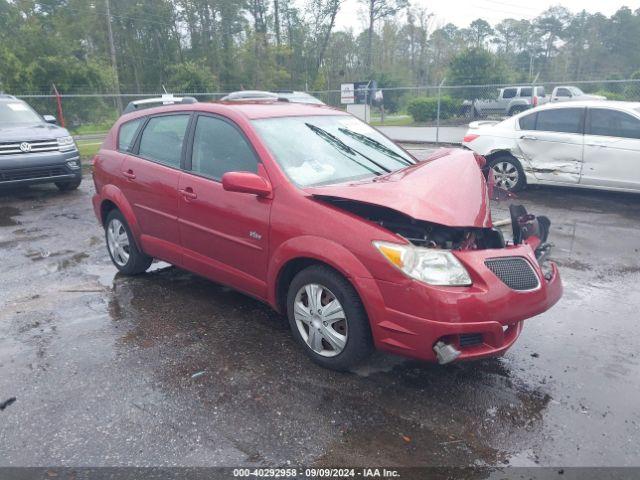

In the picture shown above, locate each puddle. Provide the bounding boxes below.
[84,263,118,288]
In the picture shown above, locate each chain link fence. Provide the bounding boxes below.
[12,79,640,140]
[312,79,640,127]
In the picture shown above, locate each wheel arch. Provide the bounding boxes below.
[268,236,376,316]
[485,149,519,162]
[98,184,143,249]
[486,151,528,190]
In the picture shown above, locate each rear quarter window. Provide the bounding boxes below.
[118,118,144,151]
[519,112,537,130]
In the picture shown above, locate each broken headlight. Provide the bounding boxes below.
[373,241,472,286]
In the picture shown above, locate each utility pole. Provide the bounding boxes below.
[105,0,123,113]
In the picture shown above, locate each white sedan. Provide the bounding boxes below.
[462,101,640,193]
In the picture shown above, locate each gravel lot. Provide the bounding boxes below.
[1,147,639,467]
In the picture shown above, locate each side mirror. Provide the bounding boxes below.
[43,115,57,124]
[222,172,272,197]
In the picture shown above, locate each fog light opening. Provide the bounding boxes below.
[66,159,81,170]
[433,341,461,365]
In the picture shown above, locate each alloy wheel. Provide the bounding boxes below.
[293,283,348,357]
[107,218,131,267]
[492,161,520,190]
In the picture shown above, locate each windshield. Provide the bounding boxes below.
[252,115,416,187]
[0,101,43,126]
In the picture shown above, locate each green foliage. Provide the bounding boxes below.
[448,48,511,88]
[407,96,456,122]
[372,71,409,113]
[593,90,626,101]
[2,0,640,124]
[165,62,219,94]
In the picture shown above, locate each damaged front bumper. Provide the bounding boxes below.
[364,241,562,363]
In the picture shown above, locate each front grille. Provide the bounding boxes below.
[0,139,60,156]
[459,333,483,347]
[485,257,540,291]
[0,166,67,182]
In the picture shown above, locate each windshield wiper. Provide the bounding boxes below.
[338,127,415,166]
[305,123,391,174]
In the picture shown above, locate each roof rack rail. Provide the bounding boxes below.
[122,94,197,114]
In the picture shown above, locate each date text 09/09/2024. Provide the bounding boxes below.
[232,468,400,478]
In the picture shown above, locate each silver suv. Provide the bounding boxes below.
[463,86,547,118]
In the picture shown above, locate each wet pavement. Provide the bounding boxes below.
[1,153,639,468]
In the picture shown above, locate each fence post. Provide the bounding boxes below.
[436,77,446,144]
[52,84,65,128]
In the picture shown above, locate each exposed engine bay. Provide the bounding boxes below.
[318,197,552,260]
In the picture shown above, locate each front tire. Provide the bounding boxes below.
[286,265,373,371]
[104,209,152,275]
[508,106,527,116]
[55,178,82,191]
[488,154,526,192]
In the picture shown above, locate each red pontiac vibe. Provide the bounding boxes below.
[92,101,562,370]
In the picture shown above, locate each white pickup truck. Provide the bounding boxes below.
[549,86,607,103]
[463,86,547,118]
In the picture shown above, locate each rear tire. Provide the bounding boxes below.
[55,178,82,191]
[286,265,373,371]
[104,209,152,275]
[463,105,477,119]
[488,154,526,192]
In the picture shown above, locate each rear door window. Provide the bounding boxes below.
[137,114,190,168]
[535,108,584,134]
[587,109,640,139]
[520,87,532,97]
[118,118,144,152]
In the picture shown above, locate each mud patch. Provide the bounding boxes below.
[57,252,90,270]
[555,259,592,271]
[0,206,22,226]
[26,249,74,261]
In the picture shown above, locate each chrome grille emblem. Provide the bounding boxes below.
[19,142,31,153]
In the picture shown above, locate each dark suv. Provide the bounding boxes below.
[0,95,81,191]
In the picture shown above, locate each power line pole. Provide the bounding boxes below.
[105,0,123,113]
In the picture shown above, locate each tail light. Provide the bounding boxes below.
[463,134,479,143]
[533,96,538,107]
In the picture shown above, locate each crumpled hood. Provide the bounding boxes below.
[306,148,492,228]
[0,123,68,142]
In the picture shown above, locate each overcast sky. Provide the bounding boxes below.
[331,0,640,31]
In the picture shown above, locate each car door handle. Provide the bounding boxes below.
[586,141,608,147]
[179,187,197,200]
[520,135,538,140]
[122,170,136,180]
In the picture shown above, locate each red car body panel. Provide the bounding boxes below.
[307,149,493,228]
[92,102,562,363]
